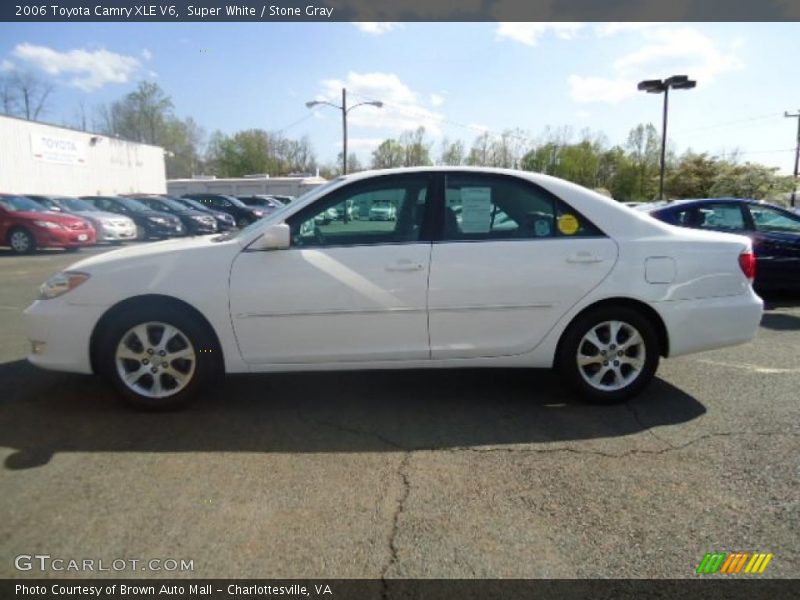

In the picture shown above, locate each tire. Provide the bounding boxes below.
[556,306,660,404]
[236,217,249,229]
[97,305,220,411]
[7,227,36,254]
[136,225,149,241]
[64,247,80,253]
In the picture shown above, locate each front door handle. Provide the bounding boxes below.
[386,260,424,272]
[566,252,604,264]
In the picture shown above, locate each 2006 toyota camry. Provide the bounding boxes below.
[24,168,764,410]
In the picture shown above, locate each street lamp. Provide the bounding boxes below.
[638,75,696,200]
[306,88,383,175]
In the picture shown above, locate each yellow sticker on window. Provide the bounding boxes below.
[558,214,579,235]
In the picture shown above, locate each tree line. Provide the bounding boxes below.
[0,76,792,202]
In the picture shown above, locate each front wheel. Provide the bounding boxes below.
[98,307,219,410]
[556,306,660,404]
[8,228,36,254]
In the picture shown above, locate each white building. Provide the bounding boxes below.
[0,115,167,196]
[167,174,327,198]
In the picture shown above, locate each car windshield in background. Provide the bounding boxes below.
[118,198,154,212]
[56,197,96,212]
[177,198,209,211]
[145,197,187,212]
[0,196,47,212]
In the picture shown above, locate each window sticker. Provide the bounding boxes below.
[460,187,492,233]
[557,213,579,235]
[534,219,551,237]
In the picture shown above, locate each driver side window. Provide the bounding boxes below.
[288,176,431,248]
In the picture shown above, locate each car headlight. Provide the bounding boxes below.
[191,215,208,221]
[148,217,167,224]
[252,210,265,218]
[39,272,90,300]
[34,220,61,229]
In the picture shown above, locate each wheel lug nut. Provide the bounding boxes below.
[147,348,154,355]
[159,350,166,356]
[614,360,619,366]
[142,358,149,365]
[150,367,158,374]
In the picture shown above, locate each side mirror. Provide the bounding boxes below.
[249,223,290,251]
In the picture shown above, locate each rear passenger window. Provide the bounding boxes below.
[442,174,602,241]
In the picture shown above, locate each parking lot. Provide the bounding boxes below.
[1,244,798,579]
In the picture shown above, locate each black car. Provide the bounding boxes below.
[128,195,218,235]
[81,196,185,240]
[171,197,236,231]
[236,195,284,213]
[182,194,266,228]
[271,195,294,205]
[641,197,800,290]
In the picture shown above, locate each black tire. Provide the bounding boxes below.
[556,306,660,404]
[136,225,149,241]
[236,217,250,229]
[97,305,220,411]
[7,227,36,254]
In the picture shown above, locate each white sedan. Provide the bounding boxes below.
[24,167,763,410]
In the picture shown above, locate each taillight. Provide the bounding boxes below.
[738,251,756,282]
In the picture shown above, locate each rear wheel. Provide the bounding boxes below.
[8,228,35,254]
[97,306,219,410]
[557,306,659,404]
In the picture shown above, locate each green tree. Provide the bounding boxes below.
[372,139,406,168]
[709,162,793,200]
[439,138,465,166]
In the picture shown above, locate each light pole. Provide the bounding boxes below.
[306,88,383,175]
[785,110,800,208]
[637,75,696,200]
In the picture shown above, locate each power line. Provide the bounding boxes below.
[273,112,315,134]
[673,112,783,136]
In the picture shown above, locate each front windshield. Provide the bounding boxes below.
[144,197,186,212]
[119,198,153,212]
[179,198,209,212]
[57,197,96,212]
[0,195,47,212]
[223,195,248,208]
[213,178,345,242]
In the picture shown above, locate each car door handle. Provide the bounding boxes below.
[386,260,424,272]
[566,252,604,264]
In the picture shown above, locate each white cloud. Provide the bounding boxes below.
[569,26,745,104]
[0,59,14,72]
[430,93,444,107]
[594,23,659,37]
[352,22,403,35]
[316,71,444,136]
[495,22,584,46]
[575,110,591,119]
[141,48,153,61]
[11,43,141,91]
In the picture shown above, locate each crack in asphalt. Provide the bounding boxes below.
[625,399,677,449]
[381,452,411,600]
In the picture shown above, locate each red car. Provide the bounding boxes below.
[0,194,96,254]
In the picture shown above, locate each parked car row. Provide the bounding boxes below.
[0,192,295,255]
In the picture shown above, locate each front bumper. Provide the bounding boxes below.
[656,288,764,357]
[35,227,96,248]
[24,298,108,374]
[147,222,185,237]
[97,223,137,241]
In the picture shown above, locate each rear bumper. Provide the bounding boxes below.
[24,299,107,374]
[656,288,764,357]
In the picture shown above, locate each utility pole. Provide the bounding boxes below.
[785,111,800,208]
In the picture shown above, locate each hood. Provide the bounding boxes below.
[66,235,230,272]
[11,210,89,226]
[128,209,181,221]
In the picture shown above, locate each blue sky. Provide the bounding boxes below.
[1,21,799,173]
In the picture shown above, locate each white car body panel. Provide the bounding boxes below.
[23,167,763,379]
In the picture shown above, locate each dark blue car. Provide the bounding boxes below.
[641,198,800,290]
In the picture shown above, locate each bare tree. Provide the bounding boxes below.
[0,75,18,116]
[10,71,54,120]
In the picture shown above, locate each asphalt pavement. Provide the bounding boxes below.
[0,244,798,579]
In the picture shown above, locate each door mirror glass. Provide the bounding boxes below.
[249,223,290,251]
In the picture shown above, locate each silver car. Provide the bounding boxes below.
[25,195,138,243]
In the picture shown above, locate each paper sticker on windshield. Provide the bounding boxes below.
[460,187,492,233]
[557,214,579,235]
[534,219,551,237]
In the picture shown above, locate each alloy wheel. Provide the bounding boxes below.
[10,230,31,253]
[576,320,646,392]
[115,321,196,399]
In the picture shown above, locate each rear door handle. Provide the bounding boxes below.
[566,252,604,264]
[386,260,424,272]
